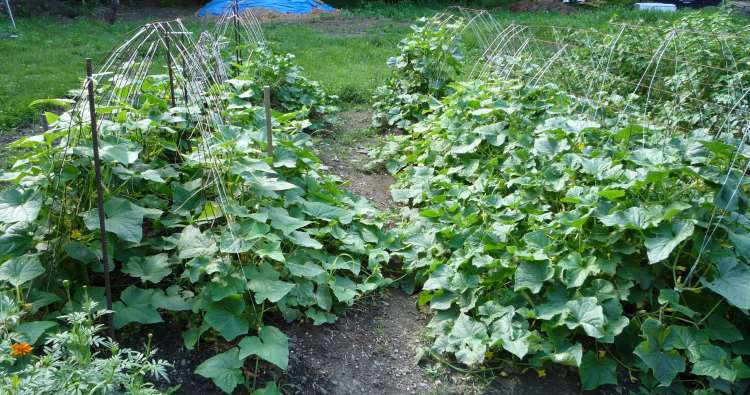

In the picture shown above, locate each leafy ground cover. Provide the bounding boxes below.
[372,11,750,395]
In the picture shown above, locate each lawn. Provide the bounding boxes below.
[0,1,699,131]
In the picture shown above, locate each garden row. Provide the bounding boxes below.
[371,10,750,394]
[0,26,394,394]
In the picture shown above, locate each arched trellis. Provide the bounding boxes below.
[44,15,265,335]
[452,7,750,139]
[449,7,750,300]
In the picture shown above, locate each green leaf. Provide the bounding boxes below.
[257,240,285,263]
[16,321,57,344]
[473,122,507,146]
[246,262,294,303]
[599,206,663,230]
[267,207,310,235]
[238,325,289,370]
[701,258,750,310]
[580,351,618,390]
[195,348,244,394]
[0,254,44,286]
[514,262,553,294]
[99,139,141,165]
[302,201,348,222]
[288,231,323,249]
[123,253,171,283]
[565,297,605,338]
[84,198,153,243]
[451,136,482,154]
[203,297,249,341]
[449,313,488,366]
[533,136,569,157]
[634,341,685,386]
[112,286,163,329]
[177,225,218,260]
[645,221,694,264]
[691,345,737,381]
[287,262,325,278]
[558,252,599,288]
[546,343,583,367]
[0,189,42,224]
[330,275,357,304]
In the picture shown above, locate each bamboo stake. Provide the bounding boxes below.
[86,58,115,339]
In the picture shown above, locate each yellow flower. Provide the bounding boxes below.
[536,369,546,378]
[10,342,33,357]
[71,229,82,240]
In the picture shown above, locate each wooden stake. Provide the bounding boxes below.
[86,58,115,340]
[264,86,273,158]
[164,32,177,108]
[40,112,48,132]
[233,0,242,65]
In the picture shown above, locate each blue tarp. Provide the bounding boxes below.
[198,0,336,16]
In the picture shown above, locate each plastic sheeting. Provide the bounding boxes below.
[198,0,336,16]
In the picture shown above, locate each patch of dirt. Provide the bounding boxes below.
[507,0,577,14]
[284,289,470,395]
[119,320,226,395]
[315,109,394,209]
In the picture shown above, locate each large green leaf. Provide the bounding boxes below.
[195,348,244,394]
[691,345,737,381]
[565,297,605,338]
[177,225,218,260]
[0,189,42,224]
[579,351,618,390]
[123,253,171,283]
[330,275,357,304]
[266,207,310,235]
[701,258,750,310]
[238,325,289,370]
[514,262,553,294]
[16,320,57,344]
[449,313,488,366]
[245,262,294,303]
[599,206,663,230]
[203,297,249,341]
[0,254,44,286]
[634,341,685,386]
[645,221,694,264]
[112,285,163,329]
[83,198,155,243]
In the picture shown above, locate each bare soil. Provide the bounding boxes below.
[314,109,394,210]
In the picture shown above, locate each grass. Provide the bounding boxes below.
[0,1,717,132]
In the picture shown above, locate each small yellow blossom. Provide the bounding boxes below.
[71,229,82,240]
[10,342,33,357]
[537,369,546,378]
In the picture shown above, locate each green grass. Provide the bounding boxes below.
[0,1,716,132]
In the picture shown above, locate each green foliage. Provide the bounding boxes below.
[375,78,750,393]
[0,298,171,394]
[236,47,339,129]
[371,16,464,130]
[0,34,392,394]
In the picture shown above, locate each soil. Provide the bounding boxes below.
[314,109,394,210]
[283,289,463,395]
